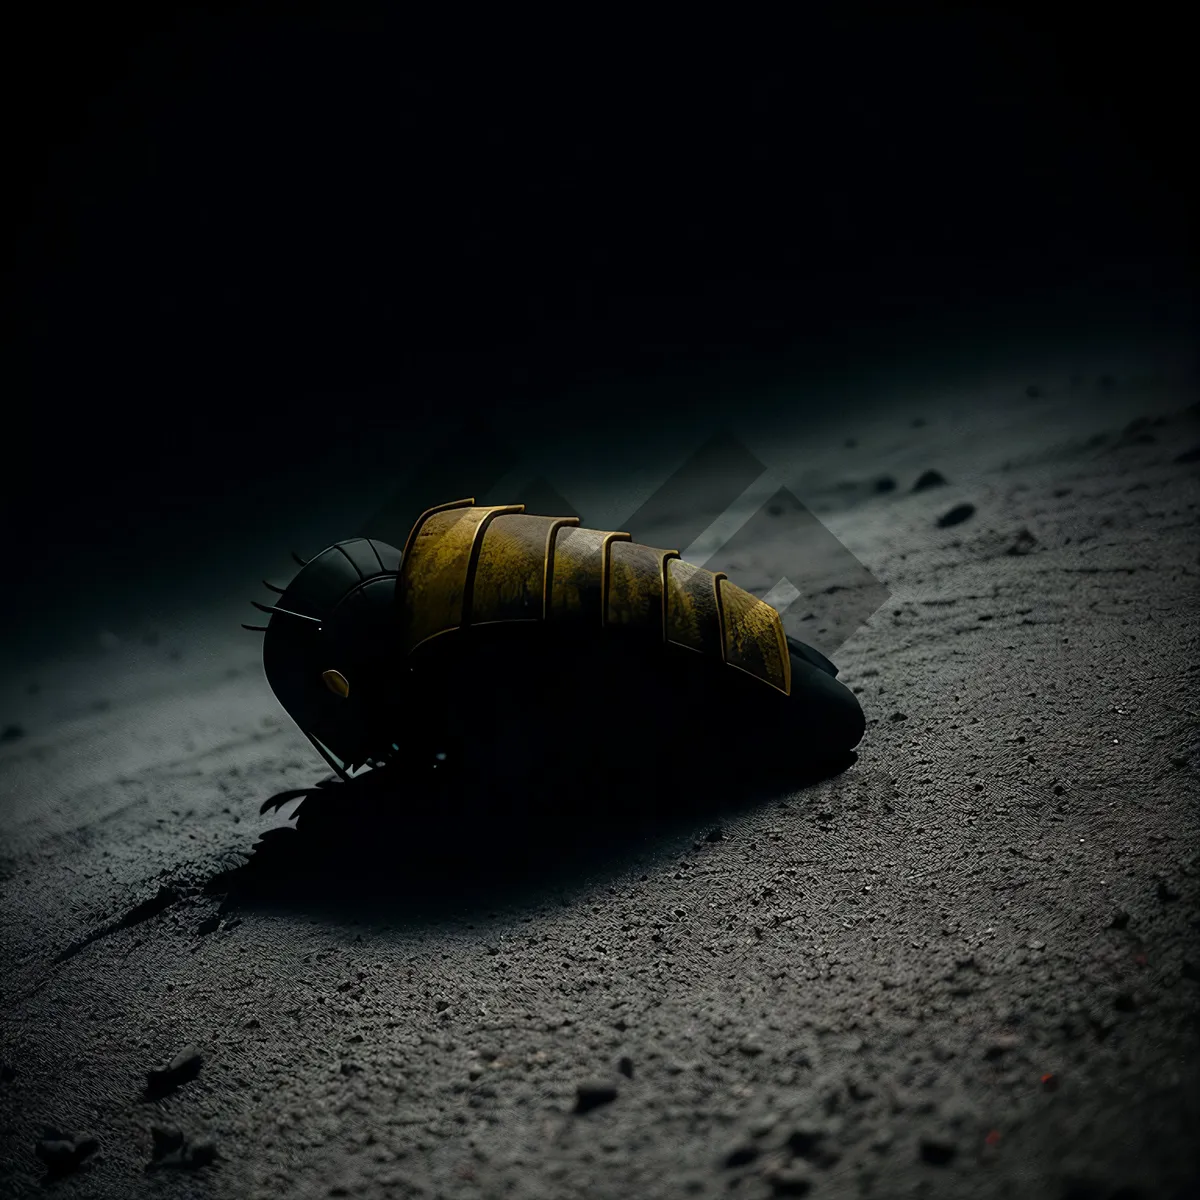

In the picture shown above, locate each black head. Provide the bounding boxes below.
[252,538,405,778]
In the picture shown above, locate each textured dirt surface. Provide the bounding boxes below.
[2,359,1199,1199]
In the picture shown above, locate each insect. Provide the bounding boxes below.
[245,498,865,782]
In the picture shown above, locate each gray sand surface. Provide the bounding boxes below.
[2,350,1198,1199]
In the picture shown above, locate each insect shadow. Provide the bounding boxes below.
[204,631,860,923]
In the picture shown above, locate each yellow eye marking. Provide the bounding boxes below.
[322,669,350,698]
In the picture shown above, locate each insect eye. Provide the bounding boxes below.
[322,669,350,698]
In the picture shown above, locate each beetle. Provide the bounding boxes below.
[244,497,865,783]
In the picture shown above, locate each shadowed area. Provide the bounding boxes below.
[206,748,857,922]
[206,624,861,920]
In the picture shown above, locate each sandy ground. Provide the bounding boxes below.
[2,347,1199,1200]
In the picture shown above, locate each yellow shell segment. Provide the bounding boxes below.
[716,577,792,694]
[664,558,727,659]
[396,501,795,698]
[604,540,681,638]
[399,503,524,653]
[471,513,580,623]
[546,526,631,625]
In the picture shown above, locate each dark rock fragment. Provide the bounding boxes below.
[723,1142,759,1168]
[912,469,948,491]
[36,1129,98,1176]
[784,1124,841,1169]
[1006,528,1038,555]
[574,1080,618,1113]
[770,1166,813,1195]
[919,1135,956,1165]
[983,1034,1021,1059]
[146,1044,203,1096]
[146,1126,217,1171]
[150,1124,185,1158]
[1156,878,1180,902]
[937,503,976,528]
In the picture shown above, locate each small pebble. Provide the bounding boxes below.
[146,1045,203,1096]
[785,1127,825,1158]
[912,469,948,492]
[984,1034,1021,1059]
[875,476,897,493]
[187,1139,217,1167]
[147,1128,217,1171]
[36,1130,98,1176]
[770,1166,813,1196]
[0,724,24,742]
[871,1127,895,1152]
[150,1125,185,1158]
[919,1135,957,1165]
[1006,528,1038,556]
[723,1142,759,1168]
[937,503,976,528]
[574,1081,618,1113]
[618,1055,634,1079]
[1156,879,1180,902]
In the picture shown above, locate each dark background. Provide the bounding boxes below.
[1,7,1193,625]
